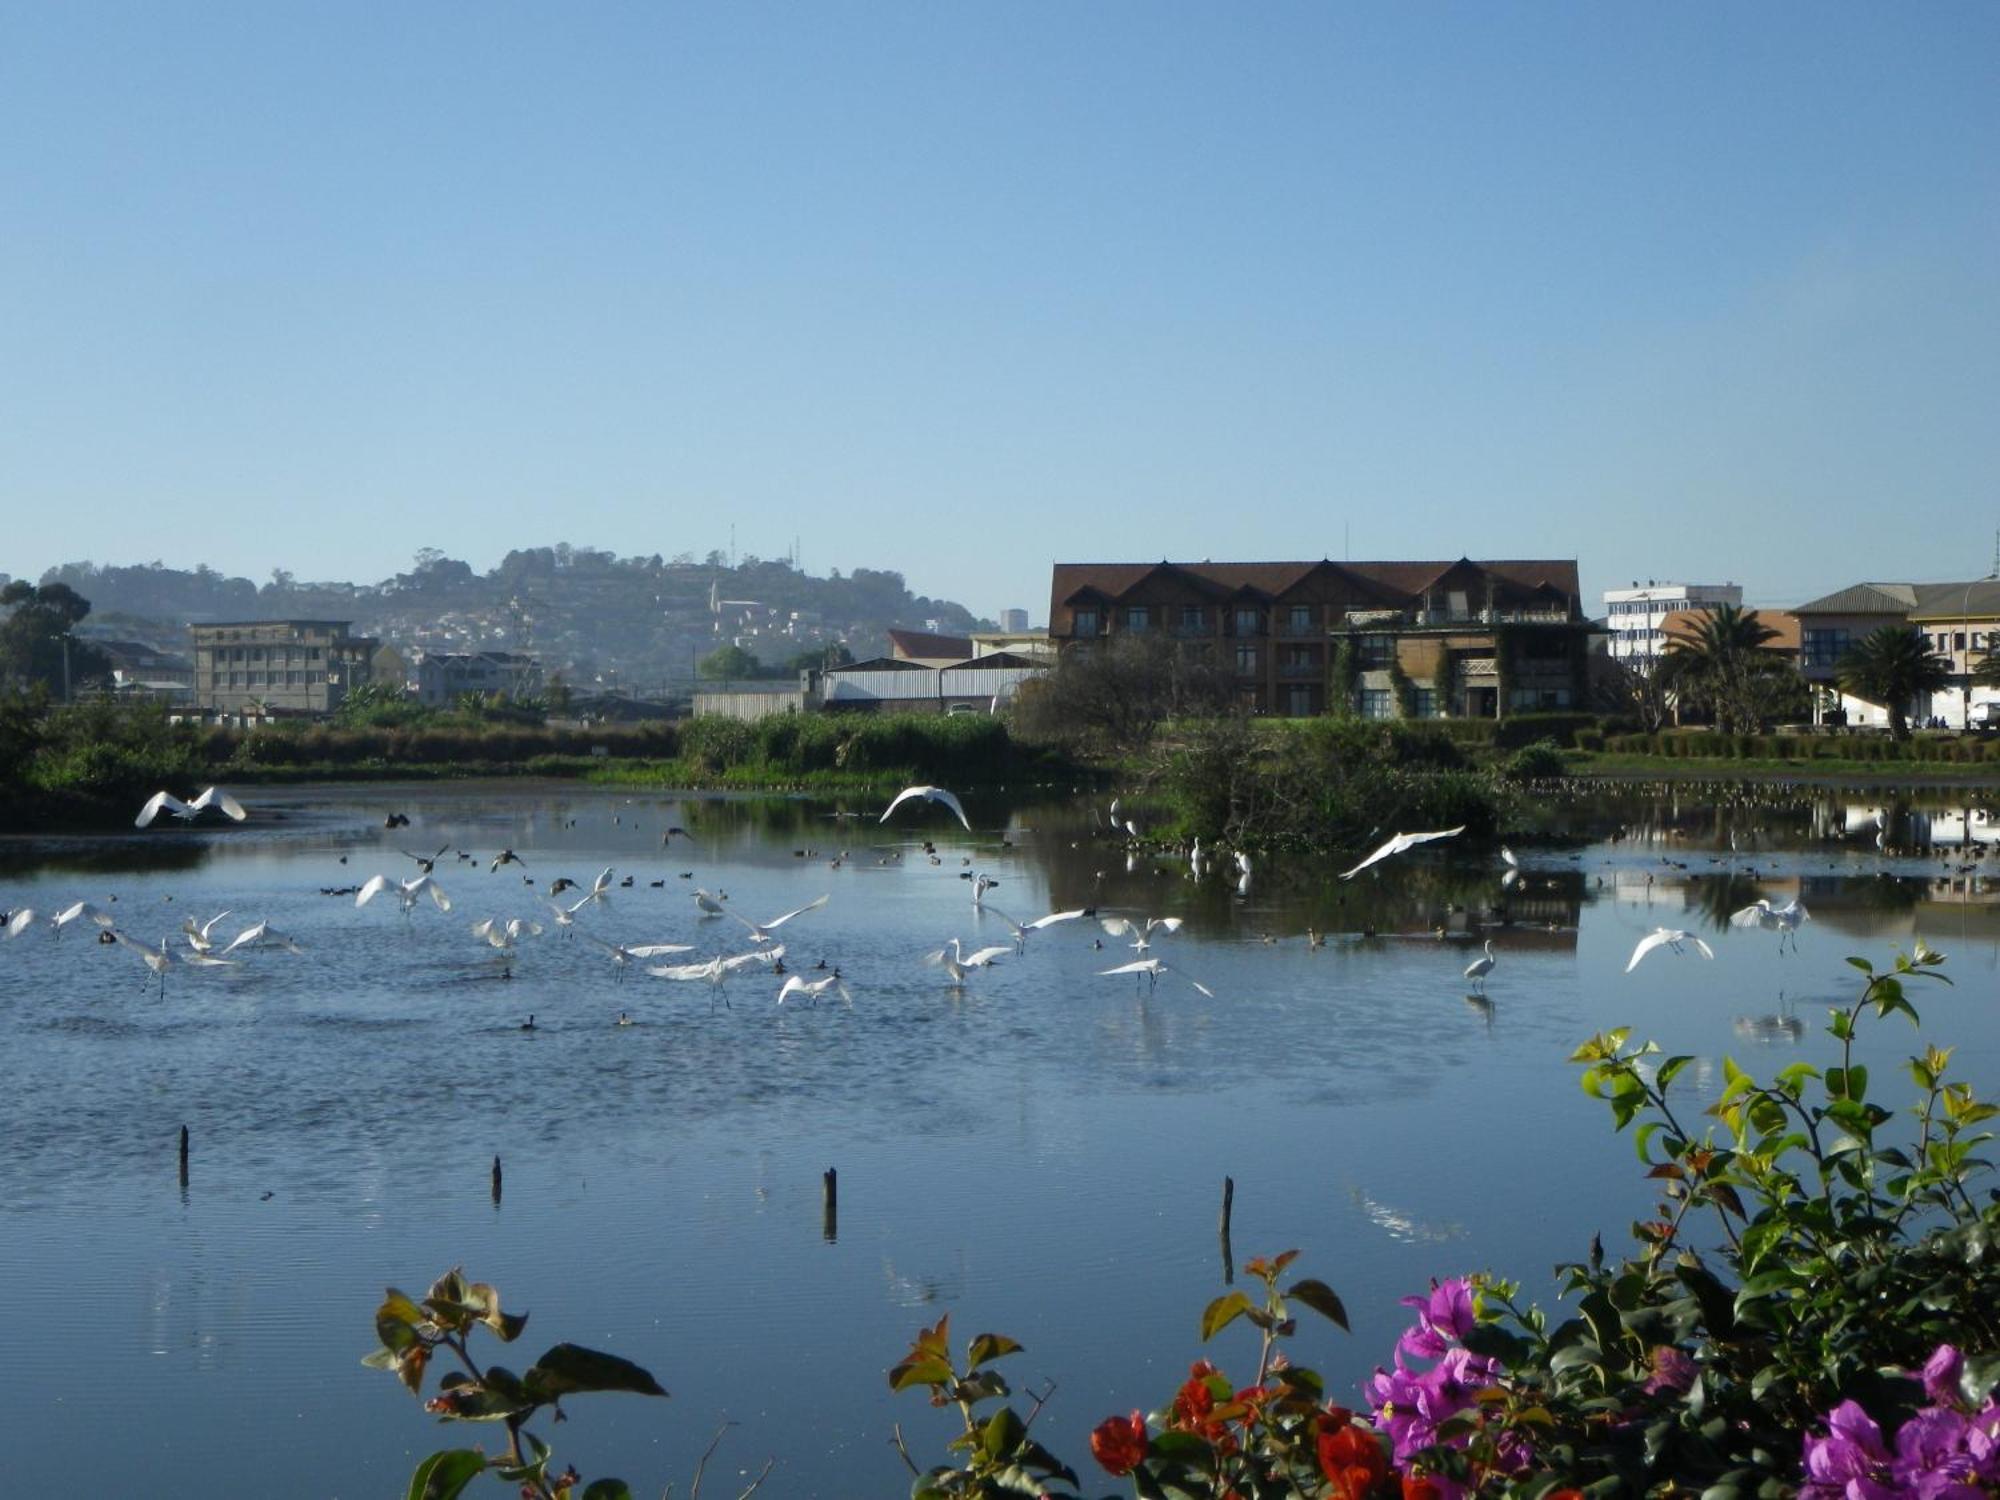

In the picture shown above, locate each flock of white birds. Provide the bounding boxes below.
[0,782,1820,1010]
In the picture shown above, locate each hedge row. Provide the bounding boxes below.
[1602,731,2000,763]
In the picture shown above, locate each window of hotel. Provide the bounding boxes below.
[1287,604,1312,633]
[1357,633,1394,667]
[1073,609,1100,636]
[1177,605,1206,633]
[1283,647,1316,671]
[1359,688,1393,719]
[1286,685,1314,717]
[1412,688,1437,718]
[1802,628,1850,669]
[1235,645,1258,674]
[1233,607,1262,636]
[1447,590,1469,618]
[1125,606,1149,633]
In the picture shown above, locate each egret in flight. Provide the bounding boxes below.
[356,873,452,914]
[778,973,851,1007]
[181,910,233,954]
[108,930,174,993]
[1098,957,1215,998]
[926,938,1010,988]
[1099,915,1184,953]
[1339,827,1466,880]
[220,920,306,957]
[135,787,247,829]
[1625,928,1716,973]
[980,905,1090,952]
[724,893,829,945]
[1730,899,1809,953]
[578,931,693,981]
[881,785,972,833]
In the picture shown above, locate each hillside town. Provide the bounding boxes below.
[4,549,1997,734]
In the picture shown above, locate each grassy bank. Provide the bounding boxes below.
[0,698,1087,831]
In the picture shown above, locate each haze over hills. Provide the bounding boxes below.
[25,546,991,692]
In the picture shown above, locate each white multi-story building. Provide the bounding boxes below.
[1602,581,1742,667]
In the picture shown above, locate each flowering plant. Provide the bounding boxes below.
[893,944,2000,1499]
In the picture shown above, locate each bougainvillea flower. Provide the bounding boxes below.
[1924,1346,1966,1409]
[1644,1346,1697,1396]
[1397,1280,1476,1362]
[1089,1411,1148,1476]
[1801,1400,1895,1500]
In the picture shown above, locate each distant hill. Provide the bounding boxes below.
[43,546,988,692]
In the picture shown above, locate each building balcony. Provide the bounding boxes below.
[1173,623,1213,638]
[1278,660,1321,679]
[1276,620,1323,638]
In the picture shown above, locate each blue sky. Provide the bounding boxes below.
[2,3,1994,621]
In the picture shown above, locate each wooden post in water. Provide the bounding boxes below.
[822,1167,838,1243]
[1218,1175,1235,1284]
[491,1155,503,1206]
[178,1125,190,1187]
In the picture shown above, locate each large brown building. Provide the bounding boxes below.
[1047,558,1589,718]
[191,619,378,716]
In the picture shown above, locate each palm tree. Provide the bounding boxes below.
[1836,625,1949,741]
[1660,603,1785,735]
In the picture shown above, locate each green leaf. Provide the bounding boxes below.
[1657,1055,1694,1090]
[580,1483,634,1500]
[980,1405,1027,1463]
[966,1333,1023,1369]
[405,1450,486,1500]
[1846,956,1874,973]
[1199,1290,1253,1342]
[522,1344,668,1402]
[889,1355,954,1393]
[1283,1278,1350,1331]
[362,1347,396,1369]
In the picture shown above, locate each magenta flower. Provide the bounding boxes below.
[1923,1346,1965,1409]
[1644,1345,1696,1396]
[1396,1279,1475,1362]
[1801,1400,1896,1500]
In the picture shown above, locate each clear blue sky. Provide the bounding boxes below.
[2,2,1994,620]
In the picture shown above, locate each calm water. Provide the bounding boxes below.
[2,779,1997,1497]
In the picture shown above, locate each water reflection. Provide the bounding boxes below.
[3,777,1999,1497]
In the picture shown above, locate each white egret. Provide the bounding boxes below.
[4,907,38,940]
[108,930,174,992]
[971,873,998,907]
[356,873,452,914]
[1099,915,1184,953]
[578,931,693,981]
[1098,957,1215,998]
[880,785,972,833]
[1730,899,1809,953]
[1625,928,1717,973]
[181,910,233,954]
[1339,827,1467,880]
[1464,940,1497,991]
[135,786,247,829]
[575,867,616,908]
[926,938,1010,987]
[778,973,851,1007]
[647,945,785,1005]
[693,888,728,917]
[1499,846,1519,869]
[980,905,1090,952]
[53,900,115,938]
[220,920,306,957]
[724,893,829,945]
[472,916,543,950]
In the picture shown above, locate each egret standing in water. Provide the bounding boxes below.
[1464,940,1496,992]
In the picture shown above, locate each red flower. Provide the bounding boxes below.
[1401,1475,1443,1500]
[1090,1411,1148,1476]
[1317,1418,1388,1500]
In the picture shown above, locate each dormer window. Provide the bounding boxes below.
[1073,608,1100,637]
[1125,606,1149,633]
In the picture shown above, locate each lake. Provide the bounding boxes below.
[2,778,1996,1496]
